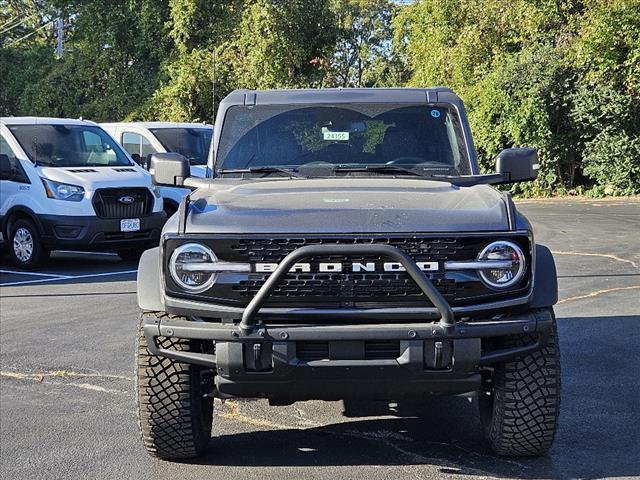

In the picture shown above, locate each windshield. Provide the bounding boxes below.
[216,104,471,175]
[150,127,213,166]
[8,124,132,167]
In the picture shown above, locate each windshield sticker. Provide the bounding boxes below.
[430,109,441,118]
[322,128,349,141]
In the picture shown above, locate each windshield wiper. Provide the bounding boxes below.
[334,165,433,178]
[333,165,508,186]
[218,167,305,178]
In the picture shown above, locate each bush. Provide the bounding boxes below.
[582,131,640,195]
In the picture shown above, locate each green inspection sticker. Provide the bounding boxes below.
[322,128,349,141]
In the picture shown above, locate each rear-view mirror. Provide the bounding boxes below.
[496,148,539,183]
[149,152,190,186]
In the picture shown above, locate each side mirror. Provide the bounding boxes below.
[496,147,539,183]
[149,152,190,186]
[0,154,13,181]
[131,153,142,166]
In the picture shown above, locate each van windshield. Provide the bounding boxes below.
[8,124,132,167]
[149,128,213,166]
[216,104,471,175]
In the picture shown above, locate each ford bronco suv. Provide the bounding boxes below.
[136,88,560,460]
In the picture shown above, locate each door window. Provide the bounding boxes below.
[0,134,29,183]
[122,132,155,157]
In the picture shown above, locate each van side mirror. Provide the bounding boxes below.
[149,152,190,186]
[496,147,539,183]
[0,154,13,180]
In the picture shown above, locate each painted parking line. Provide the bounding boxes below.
[55,250,118,257]
[0,269,138,287]
[0,269,73,279]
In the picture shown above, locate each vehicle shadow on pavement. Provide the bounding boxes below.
[185,315,640,480]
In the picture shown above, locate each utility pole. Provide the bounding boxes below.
[55,18,63,59]
[211,47,217,125]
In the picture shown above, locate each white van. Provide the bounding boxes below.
[100,122,212,216]
[0,117,166,269]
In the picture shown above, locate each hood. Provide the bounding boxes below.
[183,177,510,234]
[39,166,152,190]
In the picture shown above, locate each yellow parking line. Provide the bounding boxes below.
[552,251,638,269]
[557,285,640,305]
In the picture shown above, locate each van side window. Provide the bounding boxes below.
[0,134,29,183]
[122,132,156,158]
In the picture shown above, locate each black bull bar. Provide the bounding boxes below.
[240,244,456,333]
[144,244,551,369]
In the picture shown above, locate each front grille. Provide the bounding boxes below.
[233,273,471,302]
[92,188,152,219]
[164,234,531,308]
[296,341,401,361]
[228,237,482,305]
[231,237,469,262]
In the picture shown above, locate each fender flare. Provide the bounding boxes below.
[1,206,45,237]
[137,247,165,311]
[530,244,558,308]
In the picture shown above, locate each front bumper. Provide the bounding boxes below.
[146,243,550,401]
[39,212,166,250]
[144,310,553,400]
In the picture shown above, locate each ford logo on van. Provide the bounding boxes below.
[118,195,135,205]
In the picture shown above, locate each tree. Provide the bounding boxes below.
[324,0,403,88]
[4,0,172,120]
[395,0,588,195]
[570,0,640,195]
[137,0,339,121]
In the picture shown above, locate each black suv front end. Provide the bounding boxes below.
[140,229,555,402]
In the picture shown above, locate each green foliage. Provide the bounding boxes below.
[2,0,639,196]
[581,131,640,195]
[0,46,54,115]
[570,0,640,195]
[137,0,338,121]
[3,0,172,120]
[396,0,640,196]
[325,0,404,87]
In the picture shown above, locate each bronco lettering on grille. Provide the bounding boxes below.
[254,261,439,273]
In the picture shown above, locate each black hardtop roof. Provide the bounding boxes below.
[219,87,461,107]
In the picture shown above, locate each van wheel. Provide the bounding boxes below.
[8,219,49,270]
[479,309,561,456]
[117,248,147,262]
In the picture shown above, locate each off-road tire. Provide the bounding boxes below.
[117,248,148,262]
[479,309,561,456]
[136,311,213,459]
[8,218,50,270]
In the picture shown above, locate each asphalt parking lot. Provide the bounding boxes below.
[1,198,639,480]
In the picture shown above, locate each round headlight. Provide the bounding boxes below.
[169,243,217,293]
[477,241,526,289]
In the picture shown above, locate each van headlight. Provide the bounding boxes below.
[169,243,218,292]
[41,178,85,201]
[477,241,526,289]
